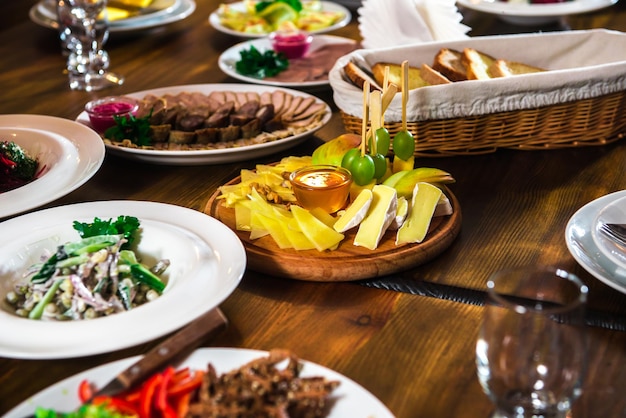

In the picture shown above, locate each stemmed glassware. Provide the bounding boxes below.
[476,266,588,418]
[56,0,124,91]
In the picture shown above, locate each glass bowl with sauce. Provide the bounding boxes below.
[289,165,352,213]
[85,96,139,133]
[269,29,313,59]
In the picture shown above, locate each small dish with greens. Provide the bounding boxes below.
[5,216,169,321]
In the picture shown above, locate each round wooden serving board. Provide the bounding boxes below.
[205,179,462,282]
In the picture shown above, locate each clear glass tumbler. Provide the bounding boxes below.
[476,266,588,418]
[56,0,123,91]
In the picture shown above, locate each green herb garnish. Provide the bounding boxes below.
[73,215,141,247]
[256,0,303,13]
[104,112,152,147]
[236,45,289,78]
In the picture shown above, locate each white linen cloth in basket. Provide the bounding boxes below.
[329,29,626,122]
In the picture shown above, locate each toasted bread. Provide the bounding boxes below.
[488,59,546,77]
[420,63,452,85]
[343,61,382,91]
[462,48,496,80]
[372,62,431,92]
[432,48,467,82]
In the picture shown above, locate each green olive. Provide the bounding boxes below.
[370,127,391,156]
[341,148,361,170]
[393,130,415,161]
[372,153,387,180]
[350,154,376,186]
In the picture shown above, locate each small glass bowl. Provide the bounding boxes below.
[85,96,139,133]
[269,29,313,59]
[289,165,352,213]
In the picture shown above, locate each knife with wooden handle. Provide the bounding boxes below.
[90,307,228,399]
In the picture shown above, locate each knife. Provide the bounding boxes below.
[90,307,228,399]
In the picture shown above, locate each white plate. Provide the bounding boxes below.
[457,0,618,25]
[75,83,332,165]
[3,348,395,418]
[36,0,182,27]
[29,0,195,33]
[0,201,246,359]
[0,115,104,219]
[209,1,351,38]
[219,35,358,88]
[565,190,626,295]
[592,195,626,270]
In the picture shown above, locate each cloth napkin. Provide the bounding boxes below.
[358,0,470,49]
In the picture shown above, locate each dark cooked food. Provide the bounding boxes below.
[0,141,39,193]
[187,349,340,417]
[103,90,328,151]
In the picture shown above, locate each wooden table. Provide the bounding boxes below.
[1,1,626,417]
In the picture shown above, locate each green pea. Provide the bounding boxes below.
[350,154,376,186]
[393,130,415,161]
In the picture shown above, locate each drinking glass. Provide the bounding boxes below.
[476,266,588,418]
[56,0,124,91]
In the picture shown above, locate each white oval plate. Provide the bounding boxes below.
[0,201,246,359]
[457,0,618,24]
[219,35,358,88]
[565,190,626,295]
[592,195,626,270]
[29,0,195,33]
[0,115,104,219]
[4,348,395,418]
[75,84,332,165]
[36,0,181,27]
[209,1,351,38]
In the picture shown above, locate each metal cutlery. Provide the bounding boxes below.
[599,223,626,247]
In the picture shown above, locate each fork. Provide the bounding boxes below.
[599,223,626,247]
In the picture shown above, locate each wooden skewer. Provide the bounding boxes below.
[370,90,382,155]
[362,80,369,157]
[401,60,408,132]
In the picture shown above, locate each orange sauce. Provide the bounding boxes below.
[290,166,352,213]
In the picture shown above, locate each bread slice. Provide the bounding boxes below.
[488,59,546,77]
[420,63,452,85]
[371,62,430,92]
[462,48,496,80]
[343,61,382,91]
[432,48,467,82]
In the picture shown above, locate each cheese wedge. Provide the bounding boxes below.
[354,185,397,250]
[291,205,344,252]
[334,189,374,232]
[434,193,453,217]
[396,182,442,245]
[389,196,408,230]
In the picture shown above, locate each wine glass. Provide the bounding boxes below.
[56,0,124,91]
[476,266,588,418]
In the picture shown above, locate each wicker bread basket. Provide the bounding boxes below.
[329,29,626,157]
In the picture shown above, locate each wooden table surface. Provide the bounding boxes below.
[1,1,626,417]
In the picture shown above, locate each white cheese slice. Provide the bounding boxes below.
[396,182,442,245]
[333,189,374,232]
[354,185,397,250]
[389,196,408,230]
[434,193,453,217]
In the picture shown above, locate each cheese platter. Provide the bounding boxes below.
[205,180,461,282]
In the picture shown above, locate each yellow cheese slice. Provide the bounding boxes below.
[389,196,408,230]
[291,205,345,252]
[310,207,337,228]
[333,189,373,232]
[396,182,442,245]
[256,213,292,249]
[353,185,397,250]
[234,200,252,231]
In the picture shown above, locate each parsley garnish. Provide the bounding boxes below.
[104,112,152,147]
[73,216,141,247]
[236,45,289,79]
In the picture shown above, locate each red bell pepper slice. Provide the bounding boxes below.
[139,373,162,418]
[167,370,204,397]
[78,379,94,403]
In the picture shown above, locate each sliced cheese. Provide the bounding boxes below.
[256,213,292,249]
[334,189,374,232]
[310,207,337,228]
[234,200,252,231]
[389,196,408,230]
[354,185,397,250]
[291,205,345,252]
[434,193,453,217]
[396,182,442,245]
